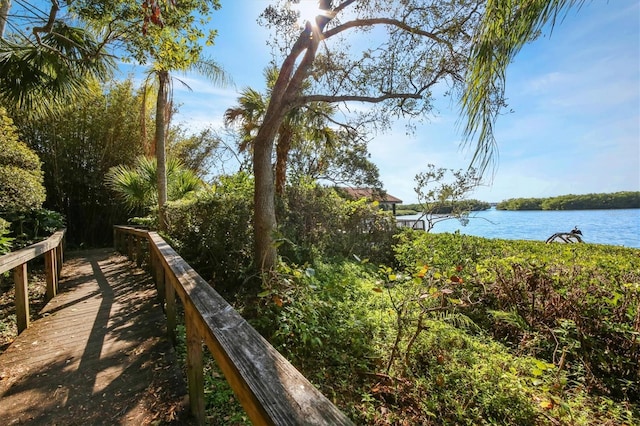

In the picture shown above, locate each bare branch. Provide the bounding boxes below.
[298,92,421,105]
[324,17,451,48]
[32,0,58,43]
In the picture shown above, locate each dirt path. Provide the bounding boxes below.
[0,249,193,425]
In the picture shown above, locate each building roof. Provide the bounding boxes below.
[340,188,403,204]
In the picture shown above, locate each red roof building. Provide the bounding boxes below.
[339,188,403,215]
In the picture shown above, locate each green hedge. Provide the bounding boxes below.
[0,108,45,213]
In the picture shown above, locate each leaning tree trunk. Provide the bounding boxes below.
[252,112,283,273]
[0,0,11,38]
[275,126,293,197]
[155,70,169,232]
[252,5,328,274]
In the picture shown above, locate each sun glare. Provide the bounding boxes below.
[291,1,322,27]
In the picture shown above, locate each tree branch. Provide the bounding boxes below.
[323,17,451,48]
[298,92,421,105]
[32,0,59,43]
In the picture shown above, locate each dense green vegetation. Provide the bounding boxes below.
[2,2,637,425]
[155,178,640,424]
[497,191,640,210]
[0,107,65,250]
[400,199,491,215]
[0,108,45,214]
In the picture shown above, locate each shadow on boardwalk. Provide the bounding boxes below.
[0,249,192,425]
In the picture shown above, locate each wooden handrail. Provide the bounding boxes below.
[0,229,66,333]
[114,225,353,426]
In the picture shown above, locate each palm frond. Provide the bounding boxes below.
[189,57,233,88]
[0,22,114,115]
[105,161,156,211]
[460,0,584,176]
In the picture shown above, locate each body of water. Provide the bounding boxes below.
[400,208,640,248]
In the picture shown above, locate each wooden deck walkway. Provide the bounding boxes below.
[0,249,192,425]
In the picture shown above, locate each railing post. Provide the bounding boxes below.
[44,249,58,301]
[135,236,143,267]
[151,251,166,305]
[14,263,29,334]
[165,274,177,346]
[55,238,63,279]
[186,307,205,425]
[127,234,134,260]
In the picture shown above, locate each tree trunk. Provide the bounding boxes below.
[252,115,280,273]
[155,70,169,232]
[251,11,327,274]
[275,126,293,197]
[0,0,11,39]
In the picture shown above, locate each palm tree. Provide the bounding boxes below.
[106,156,203,214]
[0,3,113,115]
[145,59,229,231]
[224,67,336,197]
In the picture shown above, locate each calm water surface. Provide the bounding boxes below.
[402,208,640,248]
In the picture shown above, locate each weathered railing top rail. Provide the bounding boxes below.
[0,229,66,274]
[114,225,353,426]
[0,229,66,333]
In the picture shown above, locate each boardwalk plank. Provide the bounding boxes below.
[0,249,191,425]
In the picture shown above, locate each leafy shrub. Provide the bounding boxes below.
[2,209,65,249]
[164,172,254,301]
[250,256,637,424]
[252,261,384,399]
[0,218,12,255]
[280,181,398,265]
[0,108,45,213]
[393,231,640,402]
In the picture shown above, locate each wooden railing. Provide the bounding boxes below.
[113,225,353,426]
[0,229,66,334]
[396,218,426,231]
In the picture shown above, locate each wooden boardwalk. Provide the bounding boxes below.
[0,249,192,425]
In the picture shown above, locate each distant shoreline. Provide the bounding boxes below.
[397,191,639,214]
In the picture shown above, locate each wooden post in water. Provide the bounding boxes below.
[44,249,57,301]
[14,263,29,333]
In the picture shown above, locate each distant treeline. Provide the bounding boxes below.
[401,199,491,214]
[496,191,640,210]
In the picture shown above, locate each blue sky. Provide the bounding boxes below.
[127,1,640,204]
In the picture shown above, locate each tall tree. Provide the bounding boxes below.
[225,68,339,198]
[252,0,582,273]
[288,128,382,189]
[252,0,482,271]
[74,0,227,231]
[167,125,223,178]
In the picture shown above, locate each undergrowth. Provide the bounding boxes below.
[173,230,639,424]
[248,232,639,424]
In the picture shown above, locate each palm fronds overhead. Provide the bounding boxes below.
[461,0,584,175]
[0,22,114,113]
